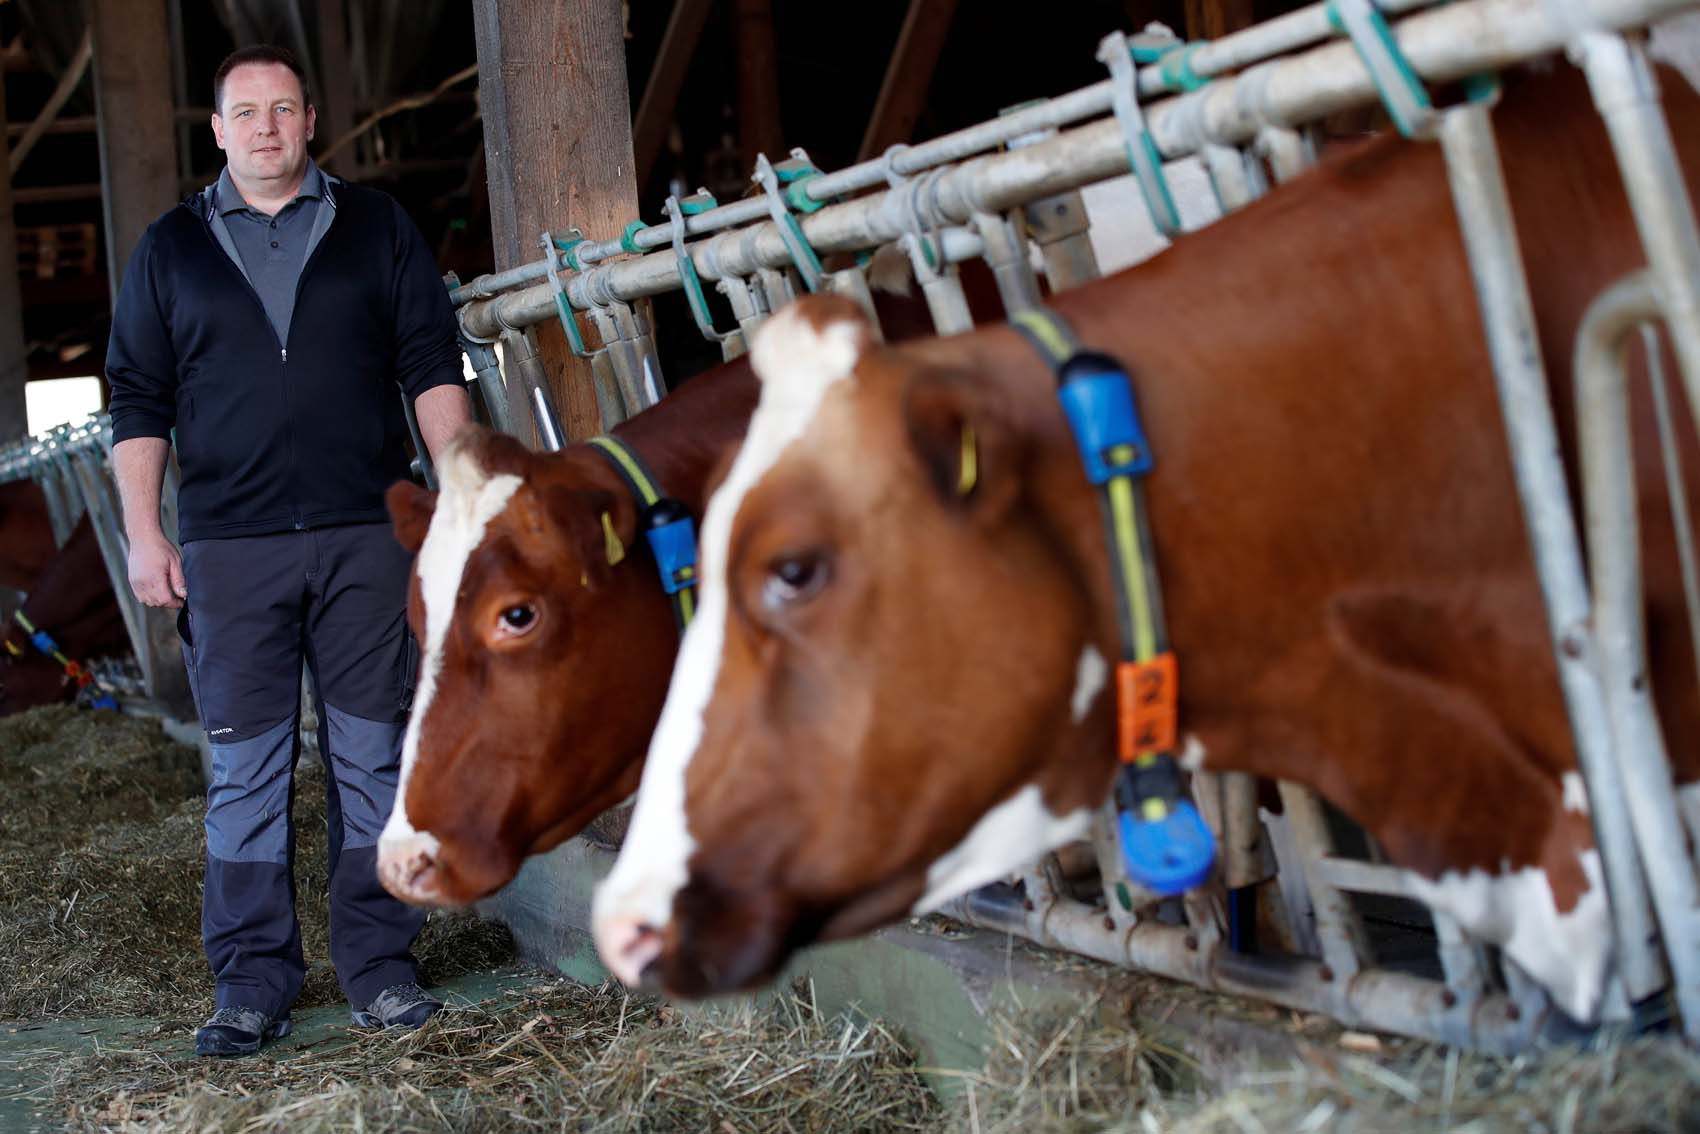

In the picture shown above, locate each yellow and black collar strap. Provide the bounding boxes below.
[1008,306,1215,897]
[585,435,699,631]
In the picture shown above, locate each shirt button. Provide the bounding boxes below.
[270,220,277,228]
[270,241,280,248]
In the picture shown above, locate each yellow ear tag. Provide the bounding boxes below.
[957,422,978,496]
[601,512,627,566]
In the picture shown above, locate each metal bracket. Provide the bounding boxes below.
[1327,0,1437,139]
[664,189,734,348]
[1098,30,1183,237]
[753,150,825,292]
[539,228,593,358]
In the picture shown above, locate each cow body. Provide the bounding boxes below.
[0,479,60,590]
[594,65,1700,1024]
[1,513,129,715]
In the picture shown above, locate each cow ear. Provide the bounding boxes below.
[386,480,438,552]
[544,485,634,591]
[903,369,1028,526]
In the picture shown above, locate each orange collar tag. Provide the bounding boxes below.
[1116,653,1178,762]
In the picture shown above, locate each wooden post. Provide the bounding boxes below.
[856,0,959,163]
[89,0,195,719]
[0,71,27,444]
[734,0,782,171]
[316,0,358,175]
[631,0,714,188]
[472,0,639,444]
[1184,0,1256,41]
[89,0,178,307]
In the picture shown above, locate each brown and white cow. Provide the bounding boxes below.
[593,65,1700,1022]
[377,358,759,907]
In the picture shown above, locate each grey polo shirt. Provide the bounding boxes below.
[211,161,331,344]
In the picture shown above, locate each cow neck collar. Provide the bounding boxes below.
[585,435,700,633]
[1006,305,1216,898]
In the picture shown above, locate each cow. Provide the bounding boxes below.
[0,509,130,715]
[376,356,759,908]
[374,264,1022,910]
[591,64,1700,1026]
[0,478,60,589]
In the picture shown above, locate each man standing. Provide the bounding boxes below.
[106,45,471,1057]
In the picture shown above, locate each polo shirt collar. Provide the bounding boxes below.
[215,158,326,217]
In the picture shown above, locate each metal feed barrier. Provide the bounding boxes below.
[6,0,1698,1051]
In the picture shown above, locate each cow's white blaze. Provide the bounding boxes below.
[914,785,1092,914]
[380,442,522,854]
[1405,850,1611,1023]
[594,306,868,966]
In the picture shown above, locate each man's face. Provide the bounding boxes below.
[211,62,315,190]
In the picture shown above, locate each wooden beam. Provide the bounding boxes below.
[1184,0,1255,41]
[734,0,782,171]
[631,0,713,189]
[89,0,195,719]
[856,0,958,164]
[89,0,178,306]
[315,0,357,175]
[0,71,28,443]
[472,0,640,445]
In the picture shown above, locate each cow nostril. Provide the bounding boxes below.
[598,916,665,987]
[379,839,444,905]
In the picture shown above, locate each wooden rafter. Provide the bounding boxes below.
[856,0,959,164]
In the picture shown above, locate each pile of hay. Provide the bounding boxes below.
[39,976,940,1133]
[0,705,511,1021]
[956,998,1700,1133]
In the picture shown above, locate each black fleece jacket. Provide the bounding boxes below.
[105,177,462,543]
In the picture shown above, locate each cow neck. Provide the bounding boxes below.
[1003,305,1215,898]
[585,435,700,632]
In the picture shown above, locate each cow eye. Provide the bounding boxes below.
[761,552,830,611]
[495,603,538,638]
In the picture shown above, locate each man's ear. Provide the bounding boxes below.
[902,368,1028,526]
[386,480,438,553]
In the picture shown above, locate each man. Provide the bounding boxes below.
[106,45,472,1057]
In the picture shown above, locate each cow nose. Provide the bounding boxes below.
[595,913,664,988]
[378,833,445,906]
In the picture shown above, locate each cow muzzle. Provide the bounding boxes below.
[594,913,666,988]
[377,830,447,907]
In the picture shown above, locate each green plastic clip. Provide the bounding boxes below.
[619,219,648,255]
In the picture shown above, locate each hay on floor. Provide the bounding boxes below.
[953,997,1700,1134]
[36,976,939,1134]
[0,705,512,1021]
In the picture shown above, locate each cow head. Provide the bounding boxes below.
[378,427,678,908]
[592,296,1113,995]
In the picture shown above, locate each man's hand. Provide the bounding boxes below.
[128,532,187,608]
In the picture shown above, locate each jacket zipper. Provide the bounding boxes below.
[198,196,337,531]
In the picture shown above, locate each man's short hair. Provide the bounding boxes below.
[213,45,311,114]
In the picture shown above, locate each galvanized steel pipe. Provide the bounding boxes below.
[1575,270,1700,1040]
[459,0,1689,343]
[1439,97,1667,1004]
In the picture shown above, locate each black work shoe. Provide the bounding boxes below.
[351,982,442,1030]
[195,1006,292,1057]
